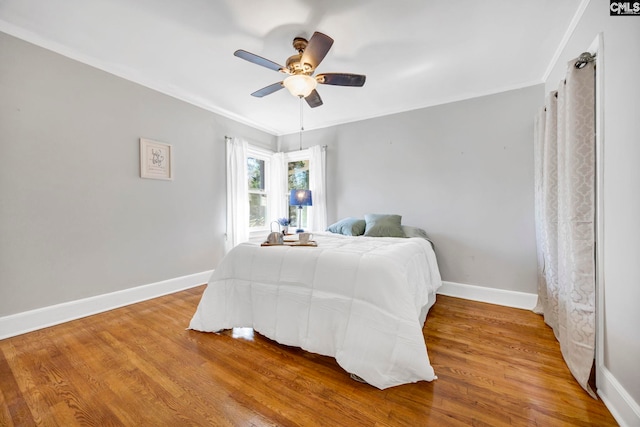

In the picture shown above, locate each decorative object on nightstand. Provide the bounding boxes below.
[289,189,312,233]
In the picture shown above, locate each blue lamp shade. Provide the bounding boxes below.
[289,189,312,207]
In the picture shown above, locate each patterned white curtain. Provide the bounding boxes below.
[270,152,287,223]
[534,58,596,397]
[225,137,249,253]
[308,145,327,232]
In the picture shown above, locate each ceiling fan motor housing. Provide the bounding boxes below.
[286,54,313,75]
[287,37,313,75]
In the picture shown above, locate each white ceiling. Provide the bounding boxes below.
[0,0,582,135]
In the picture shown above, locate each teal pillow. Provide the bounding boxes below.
[364,214,406,238]
[326,217,366,236]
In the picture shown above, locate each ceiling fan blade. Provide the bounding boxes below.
[316,73,366,87]
[300,32,334,70]
[251,82,284,97]
[234,49,285,72]
[305,89,323,108]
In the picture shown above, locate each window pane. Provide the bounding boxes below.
[249,193,267,227]
[288,160,309,190]
[247,157,265,190]
[288,160,309,229]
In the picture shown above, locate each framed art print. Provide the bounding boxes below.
[140,138,173,180]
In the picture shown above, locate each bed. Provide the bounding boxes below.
[189,229,442,389]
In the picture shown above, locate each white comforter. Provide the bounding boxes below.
[189,232,442,389]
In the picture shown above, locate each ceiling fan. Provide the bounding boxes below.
[234,32,366,108]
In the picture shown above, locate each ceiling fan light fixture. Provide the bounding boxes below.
[283,74,317,98]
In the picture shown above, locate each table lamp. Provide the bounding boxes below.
[289,189,312,233]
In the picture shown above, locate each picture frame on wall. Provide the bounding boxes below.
[140,138,173,180]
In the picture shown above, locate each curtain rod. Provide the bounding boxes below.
[575,52,596,69]
[226,135,327,150]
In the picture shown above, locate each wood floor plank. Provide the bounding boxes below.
[0,346,33,427]
[0,287,617,426]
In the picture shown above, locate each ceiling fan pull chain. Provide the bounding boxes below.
[299,96,304,151]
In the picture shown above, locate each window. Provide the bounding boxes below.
[286,151,310,230]
[247,148,271,231]
[242,146,315,233]
[227,139,323,248]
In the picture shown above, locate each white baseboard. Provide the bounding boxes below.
[597,364,640,427]
[0,270,213,340]
[437,281,538,310]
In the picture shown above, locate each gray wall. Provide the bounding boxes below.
[279,85,543,294]
[0,32,276,317]
[545,1,640,413]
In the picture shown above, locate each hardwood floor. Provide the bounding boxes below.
[0,286,617,426]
